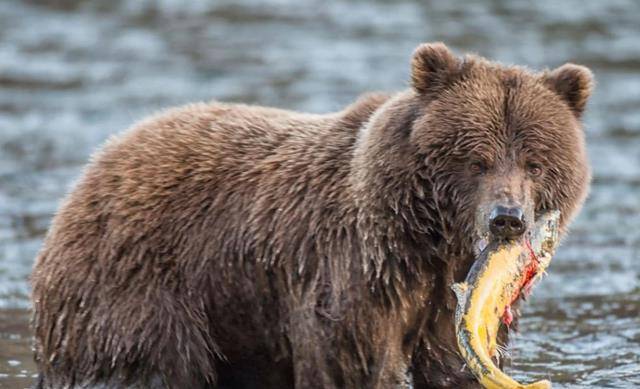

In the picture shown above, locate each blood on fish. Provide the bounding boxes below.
[501,239,540,326]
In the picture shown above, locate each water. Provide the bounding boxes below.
[0,0,638,387]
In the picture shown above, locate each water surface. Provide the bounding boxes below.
[0,1,638,387]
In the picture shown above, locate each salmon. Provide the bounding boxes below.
[452,211,560,389]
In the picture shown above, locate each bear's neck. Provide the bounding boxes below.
[347,91,475,304]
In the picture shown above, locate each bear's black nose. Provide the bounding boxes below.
[489,205,525,239]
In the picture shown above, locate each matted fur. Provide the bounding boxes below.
[31,43,592,388]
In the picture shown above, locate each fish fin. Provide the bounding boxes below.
[451,282,468,303]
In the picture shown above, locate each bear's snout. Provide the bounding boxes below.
[489,204,526,239]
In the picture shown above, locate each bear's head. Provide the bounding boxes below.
[410,42,592,255]
[354,42,592,265]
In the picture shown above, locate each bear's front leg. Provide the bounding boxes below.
[410,340,482,389]
[289,306,412,389]
[288,308,339,388]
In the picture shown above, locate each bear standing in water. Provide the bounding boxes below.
[31,43,592,388]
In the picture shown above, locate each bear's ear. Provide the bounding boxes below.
[411,42,461,96]
[544,63,594,117]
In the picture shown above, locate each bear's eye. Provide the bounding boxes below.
[469,161,487,175]
[527,163,543,177]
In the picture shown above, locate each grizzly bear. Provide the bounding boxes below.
[31,42,592,388]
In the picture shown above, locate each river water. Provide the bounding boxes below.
[0,0,638,388]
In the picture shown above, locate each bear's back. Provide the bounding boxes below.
[30,95,392,388]
[35,101,349,276]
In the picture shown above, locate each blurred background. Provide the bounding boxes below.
[0,0,638,387]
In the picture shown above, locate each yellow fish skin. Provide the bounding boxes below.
[452,211,560,389]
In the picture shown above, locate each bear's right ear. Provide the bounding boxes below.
[411,42,461,96]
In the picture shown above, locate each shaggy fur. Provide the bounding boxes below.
[31,43,592,388]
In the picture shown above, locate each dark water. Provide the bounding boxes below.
[0,0,639,387]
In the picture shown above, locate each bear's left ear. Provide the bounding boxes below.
[544,64,594,117]
[411,42,462,96]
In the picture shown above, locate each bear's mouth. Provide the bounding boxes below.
[473,236,490,256]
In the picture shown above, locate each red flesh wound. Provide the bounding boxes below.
[501,240,540,326]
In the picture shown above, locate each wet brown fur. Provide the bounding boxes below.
[31,43,592,388]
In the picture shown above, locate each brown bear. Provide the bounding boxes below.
[31,43,592,388]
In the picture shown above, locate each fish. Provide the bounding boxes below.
[452,210,560,389]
